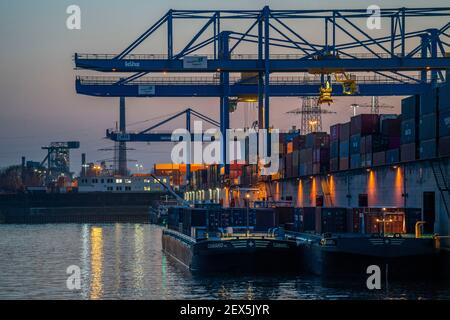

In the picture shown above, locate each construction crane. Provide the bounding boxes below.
[98,145,136,175]
[40,141,80,183]
[287,97,337,134]
[350,97,395,116]
[150,173,190,206]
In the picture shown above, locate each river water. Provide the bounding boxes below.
[0,223,449,300]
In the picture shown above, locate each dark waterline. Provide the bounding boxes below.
[0,224,448,300]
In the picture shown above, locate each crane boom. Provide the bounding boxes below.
[149,173,190,206]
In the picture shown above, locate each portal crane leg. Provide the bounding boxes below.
[220,31,231,175]
[118,97,127,176]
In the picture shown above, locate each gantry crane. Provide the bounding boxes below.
[73,6,450,176]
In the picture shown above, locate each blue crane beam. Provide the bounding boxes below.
[75,55,450,73]
[76,80,431,97]
[107,132,209,142]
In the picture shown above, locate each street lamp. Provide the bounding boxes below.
[245,192,251,236]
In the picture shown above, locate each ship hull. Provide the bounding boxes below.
[297,235,439,279]
[162,230,298,273]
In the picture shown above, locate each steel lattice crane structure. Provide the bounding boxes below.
[73,6,450,175]
[349,96,395,116]
[287,97,337,135]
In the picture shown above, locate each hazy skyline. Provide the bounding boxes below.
[1,0,449,174]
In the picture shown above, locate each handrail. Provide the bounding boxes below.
[74,51,441,61]
[77,74,424,85]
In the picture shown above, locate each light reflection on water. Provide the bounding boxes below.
[0,223,448,300]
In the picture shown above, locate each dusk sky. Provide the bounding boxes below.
[1,0,449,174]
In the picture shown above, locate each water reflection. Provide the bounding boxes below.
[90,227,103,300]
[114,223,122,295]
[0,224,448,300]
[133,224,145,295]
[81,224,90,299]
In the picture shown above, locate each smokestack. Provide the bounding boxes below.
[81,153,86,177]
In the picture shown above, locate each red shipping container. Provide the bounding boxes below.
[387,136,401,149]
[351,114,380,136]
[339,157,349,170]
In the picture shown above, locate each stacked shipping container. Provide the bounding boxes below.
[339,122,350,170]
[350,114,380,169]
[439,83,450,156]
[401,95,419,161]
[419,90,438,159]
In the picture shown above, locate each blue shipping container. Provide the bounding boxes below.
[350,134,361,155]
[386,149,400,164]
[339,140,349,157]
[439,108,450,137]
[439,83,450,111]
[419,139,436,159]
[401,118,417,144]
[420,89,437,115]
[419,114,437,140]
[330,141,339,158]
[401,95,419,120]
[350,154,361,169]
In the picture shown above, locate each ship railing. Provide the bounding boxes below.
[163,228,196,245]
[218,232,276,240]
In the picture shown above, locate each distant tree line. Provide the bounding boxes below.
[0,165,45,193]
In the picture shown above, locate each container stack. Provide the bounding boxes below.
[329,124,340,171]
[208,206,230,231]
[419,89,438,159]
[206,165,220,187]
[350,114,380,169]
[300,207,317,232]
[241,164,258,186]
[380,115,401,165]
[439,83,450,156]
[253,208,277,231]
[274,206,295,230]
[229,207,255,227]
[308,132,330,174]
[338,122,351,170]
[315,208,348,234]
[401,95,420,161]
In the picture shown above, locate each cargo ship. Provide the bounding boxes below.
[161,205,299,273]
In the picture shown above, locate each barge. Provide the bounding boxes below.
[162,227,298,273]
[288,232,439,278]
